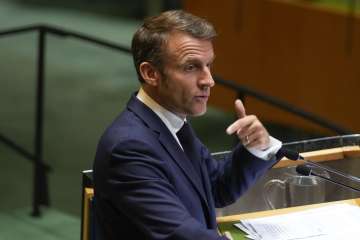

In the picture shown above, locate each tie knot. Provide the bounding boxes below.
[176,122,192,143]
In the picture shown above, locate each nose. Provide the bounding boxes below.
[199,67,215,89]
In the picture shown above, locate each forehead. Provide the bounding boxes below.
[164,32,214,61]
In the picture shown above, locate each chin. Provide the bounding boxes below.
[191,108,207,117]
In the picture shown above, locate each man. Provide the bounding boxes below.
[93,10,282,240]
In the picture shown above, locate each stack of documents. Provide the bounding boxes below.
[234,203,360,240]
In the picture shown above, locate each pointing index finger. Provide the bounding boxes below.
[235,99,246,119]
[226,99,247,135]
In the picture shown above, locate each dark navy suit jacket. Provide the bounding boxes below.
[93,94,279,240]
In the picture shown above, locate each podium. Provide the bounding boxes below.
[217,134,360,216]
[81,134,360,240]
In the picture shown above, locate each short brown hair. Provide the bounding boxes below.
[131,10,217,83]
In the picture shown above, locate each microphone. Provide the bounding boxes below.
[276,148,304,161]
[278,147,360,184]
[296,164,360,193]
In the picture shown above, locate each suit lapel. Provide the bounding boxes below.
[126,94,210,209]
[198,155,218,228]
[158,131,208,203]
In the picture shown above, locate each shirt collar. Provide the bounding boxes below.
[136,87,185,136]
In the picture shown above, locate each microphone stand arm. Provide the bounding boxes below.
[298,156,360,184]
[309,171,360,193]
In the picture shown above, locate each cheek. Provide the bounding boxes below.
[180,84,194,102]
[164,73,195,102]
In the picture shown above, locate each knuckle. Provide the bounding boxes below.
[248,114,257,120]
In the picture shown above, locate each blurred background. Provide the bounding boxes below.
[0,0,359,239]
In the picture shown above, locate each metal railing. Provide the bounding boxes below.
[0,24,351,216]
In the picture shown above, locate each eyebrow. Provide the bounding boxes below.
[181,55,216,65]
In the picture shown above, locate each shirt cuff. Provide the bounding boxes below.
[246,136,282,161]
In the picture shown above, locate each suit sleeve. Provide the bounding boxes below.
[202,143,280,208]
[97,138,227,240]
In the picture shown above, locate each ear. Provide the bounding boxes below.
[139,62,161,86]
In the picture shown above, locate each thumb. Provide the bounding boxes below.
[235,99,246,118]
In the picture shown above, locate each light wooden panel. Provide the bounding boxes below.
[82,187,94,240]
[217,197,360,223]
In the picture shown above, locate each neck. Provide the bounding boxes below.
[141,85,186,120]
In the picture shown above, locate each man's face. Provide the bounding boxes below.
[155,32,215,118]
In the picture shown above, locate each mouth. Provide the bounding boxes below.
[194,95,209,102]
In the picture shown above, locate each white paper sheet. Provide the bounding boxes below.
[234,203,360,240]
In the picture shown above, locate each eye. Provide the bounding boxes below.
[184,64,196,72]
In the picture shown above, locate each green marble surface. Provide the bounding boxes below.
[218,221,247,240]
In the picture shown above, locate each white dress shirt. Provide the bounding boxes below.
[137,88,185,148]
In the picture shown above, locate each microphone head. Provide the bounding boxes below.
[277,148,304,161]
[296,164,312,176]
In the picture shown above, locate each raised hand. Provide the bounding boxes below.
[226,99,270,150]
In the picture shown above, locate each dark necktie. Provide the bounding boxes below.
[177,123,213,227]
[176,122,201,174]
